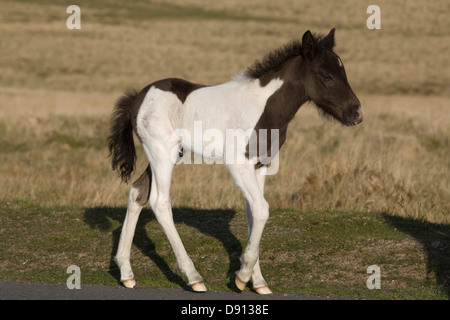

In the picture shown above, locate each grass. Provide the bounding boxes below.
[0,0,449,299]
[1,200,448,299]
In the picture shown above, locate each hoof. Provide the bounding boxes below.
[122,279,136,288]
[191,281,207,292]
[235,276,247,291]
[255,286,272,295]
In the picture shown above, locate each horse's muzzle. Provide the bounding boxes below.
[345,105,364,126]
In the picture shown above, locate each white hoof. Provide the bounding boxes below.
[191,281,207,292]
[122,279,136,288]
[255,286,272,295]
[235,276,247,291]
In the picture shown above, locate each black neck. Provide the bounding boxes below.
[247,56,309,164]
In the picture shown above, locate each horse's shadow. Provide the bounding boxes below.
[382,213,450,298]
[83,206,242,290]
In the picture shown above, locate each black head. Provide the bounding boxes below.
[301,28,363,126]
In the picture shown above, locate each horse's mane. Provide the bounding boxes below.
[245,32,331,79]
[245,40,302,79]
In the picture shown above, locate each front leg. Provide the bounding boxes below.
[242,166,272,294]
[235,198,270,293]
[227,164,272,294]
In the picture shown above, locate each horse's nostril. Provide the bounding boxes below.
[350,106,364,125]
[356,106,364,121]
[357,109,363,120]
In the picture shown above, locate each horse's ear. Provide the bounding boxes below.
[321,28,336,49]
[302,30,316,60]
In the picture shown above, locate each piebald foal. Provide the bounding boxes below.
[108,29,363,294]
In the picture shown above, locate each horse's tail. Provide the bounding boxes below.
[108,90,139,183]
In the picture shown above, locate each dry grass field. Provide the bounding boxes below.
[1,0,448,221]
[0,0,449,298]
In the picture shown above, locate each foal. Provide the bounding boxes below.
[108,28,363,294]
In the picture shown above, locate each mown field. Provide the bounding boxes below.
[0,0,449,299]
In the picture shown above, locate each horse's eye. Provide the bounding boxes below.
[321,73,332,82]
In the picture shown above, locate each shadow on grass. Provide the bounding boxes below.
[382,213,450,298]
[83,206,242,290]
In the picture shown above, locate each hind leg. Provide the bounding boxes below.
[151,161,205,291]
[114,168,150,288]
[143,138,206,291]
